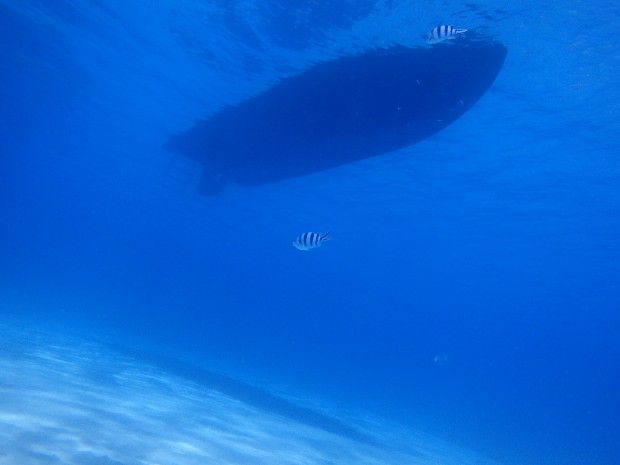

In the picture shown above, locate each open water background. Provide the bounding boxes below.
[1,1,619,464]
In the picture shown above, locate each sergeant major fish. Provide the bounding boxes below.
[427,25,468,44]
[293,232,331,251]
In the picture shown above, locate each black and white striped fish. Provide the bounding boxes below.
[293,232,331,251]
[427,25,468,44]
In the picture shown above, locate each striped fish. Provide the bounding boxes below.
[427,25,468,44]
[293,232,331,251]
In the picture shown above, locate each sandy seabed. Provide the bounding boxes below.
[0,328,499,465]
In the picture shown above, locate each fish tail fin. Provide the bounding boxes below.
[455,28,468,34]
[320,232,331,241]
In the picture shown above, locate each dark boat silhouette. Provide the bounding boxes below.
[164,40,507,194]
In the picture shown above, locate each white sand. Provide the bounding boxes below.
[0,328,499,465]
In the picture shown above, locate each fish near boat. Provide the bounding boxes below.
[164,39,507,195]
[427,25,468,44]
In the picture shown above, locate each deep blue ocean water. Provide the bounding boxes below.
[1,1,619,465]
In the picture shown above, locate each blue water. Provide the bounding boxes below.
[1,1,619,465]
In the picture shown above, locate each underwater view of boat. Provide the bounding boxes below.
[164,40,507,194]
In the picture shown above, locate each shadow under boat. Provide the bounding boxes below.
[111,345,379,445]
